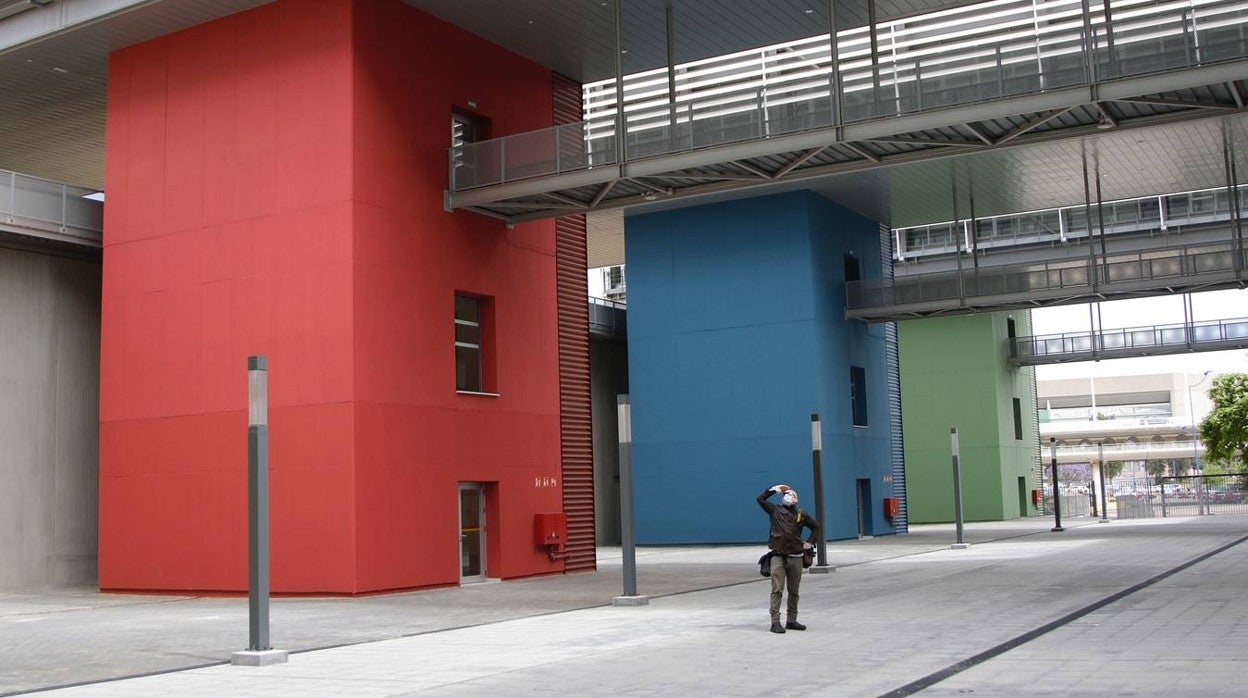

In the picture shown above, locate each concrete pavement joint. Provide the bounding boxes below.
[876,530,1248,698]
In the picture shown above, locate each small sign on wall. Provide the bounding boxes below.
[534,477,559,488]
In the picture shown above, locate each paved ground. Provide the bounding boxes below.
[4,514,1247,697]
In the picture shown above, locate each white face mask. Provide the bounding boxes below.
[782,492,798,506]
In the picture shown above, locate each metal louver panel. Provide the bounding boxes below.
[881,223,908,532]
[554,72,596,572]
[1028,328,1045,511]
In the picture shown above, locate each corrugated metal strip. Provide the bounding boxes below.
[881,223,908,532]
[1028,329,1044,510]
[554,72,596,572]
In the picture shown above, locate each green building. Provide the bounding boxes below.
[899,312,1040,523]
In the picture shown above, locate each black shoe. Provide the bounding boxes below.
[786,620,807,631]
[770,621,785,634]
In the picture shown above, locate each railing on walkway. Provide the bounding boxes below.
[1049,440,1207,458]
[0,169,103,245]
[847,238,1248,313]
[450,0,1248,191]
[1012,315,1248,363]
[589,297,627,338]
[897,186,1248,261]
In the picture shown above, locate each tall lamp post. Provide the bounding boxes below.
[1188,370,1212,516]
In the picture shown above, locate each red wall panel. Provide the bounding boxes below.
[101,0,568,593]
[347,0,564,590]
[101,0,358,592]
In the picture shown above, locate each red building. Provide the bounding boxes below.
[99,0,591,594]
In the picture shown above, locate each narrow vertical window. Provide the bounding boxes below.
[451,111,487,187]
[1013,397,1024,440]
[850,365,868,427]
[455,294,482,392]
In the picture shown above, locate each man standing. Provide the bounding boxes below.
[757,483,821,634]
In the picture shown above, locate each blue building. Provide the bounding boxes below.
[626,191,899,543]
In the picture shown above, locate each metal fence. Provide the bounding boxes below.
[1154,473,1248,517]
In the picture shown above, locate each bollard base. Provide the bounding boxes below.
[1051,526,1065,532]
[612,595,650,606]
[231,649,288,666]
[1098,518,1110,523]
[809,565,833,574]
[950,542,970,550]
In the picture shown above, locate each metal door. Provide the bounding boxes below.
[459,484,486,582]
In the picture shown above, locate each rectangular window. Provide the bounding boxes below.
[844,255,861,283]
[1013,397,1024,440]
[455,294,483,392]
[850,365,868,427]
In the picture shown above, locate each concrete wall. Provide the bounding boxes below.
[900,311,1038,523]
[0,247,100,587]
[590,340,627,545]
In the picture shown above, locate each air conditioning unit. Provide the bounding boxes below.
[602,265,626,301]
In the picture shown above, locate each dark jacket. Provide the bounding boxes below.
[757,489,821,555]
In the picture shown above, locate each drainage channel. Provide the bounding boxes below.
[877,531,1248,697]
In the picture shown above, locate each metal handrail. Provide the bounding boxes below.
[0,168,103,241]
[450,0,1248,191]
[847,238,1248,309]
[898,185,1248,260]
[1014,315,1248,359]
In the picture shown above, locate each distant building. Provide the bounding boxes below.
[1036,372,1212,468]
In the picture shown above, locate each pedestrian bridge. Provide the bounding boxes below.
[848,232,1246,321]
[445,0,1248,224]
[1010,315,1248,364]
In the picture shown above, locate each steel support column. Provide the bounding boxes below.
[613,0,626,166]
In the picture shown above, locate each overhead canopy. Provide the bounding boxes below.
[406,0,992,83]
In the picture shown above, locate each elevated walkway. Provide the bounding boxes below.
[847,234,1247,321]
[1011,315,1248,364]
[0,169,102,253]
[445,0,1248,223]
[895,186,1248,272]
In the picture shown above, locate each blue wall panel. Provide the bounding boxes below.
[626,192,897,544]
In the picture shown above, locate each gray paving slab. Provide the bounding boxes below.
[4,515,1247,697]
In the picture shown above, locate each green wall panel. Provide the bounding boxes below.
[900,312,1039,523]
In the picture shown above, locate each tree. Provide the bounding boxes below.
[1102,460,1125,481]
[1144,460,1169,479]
[1199,373,1248,467]
[1057,462,1092,486]
[1201,459,1236,477]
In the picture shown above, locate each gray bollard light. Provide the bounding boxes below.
[809,414,832,573]
[1050,437,1065,532]
[950,428,969,549]
[613,395,648,606]
[232,356,288,666]
[1097,443,1110,523]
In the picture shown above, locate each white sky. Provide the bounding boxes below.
[1031,288,1248,380]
